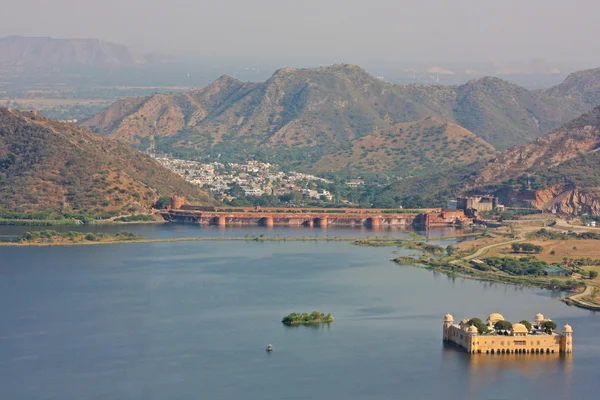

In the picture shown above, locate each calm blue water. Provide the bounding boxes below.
[0,222,471,240]
[0,232,598,400]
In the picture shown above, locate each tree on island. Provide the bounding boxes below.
[446,245,457,256]
[519,320,532,332]
[281,311,334,325]
[494,320,513,332]
[541,320,557,334]
[468,318,491,334]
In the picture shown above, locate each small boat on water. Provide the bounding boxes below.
[266,344,273,352]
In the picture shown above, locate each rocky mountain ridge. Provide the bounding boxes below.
[83,64,600,168]
[0,36,162,69]
[472,107,600,187]
[384,106,600,215]
[84,65,505,176]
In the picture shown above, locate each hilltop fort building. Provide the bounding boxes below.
[456,195,504,217]
[443,313,572,354]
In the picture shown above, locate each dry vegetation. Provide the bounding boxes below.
[316,119,498,175]
[485,239,600,263]
[0,108,214,218]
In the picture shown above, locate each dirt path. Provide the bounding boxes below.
[570,285,593,301]
[566,285,600,310]
[450,236,525,265]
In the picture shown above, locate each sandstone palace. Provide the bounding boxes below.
[443,313,573,354]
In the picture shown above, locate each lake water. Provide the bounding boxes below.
[0,226,598,400]
[0,222,470,240]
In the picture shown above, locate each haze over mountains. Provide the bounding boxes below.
[0,36,169,69]
[0,35,577,89]
[83,63,600,170]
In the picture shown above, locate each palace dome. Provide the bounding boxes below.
[512,323,528,334]
[468,325,478,334]
[444,314,454,322]
[535,313,544,323]
[562,324,573,333]
[487,313,504,323]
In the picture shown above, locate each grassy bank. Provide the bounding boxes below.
[0,218,80,226]
[390,226,600,310]
[0,235,364,247]
[1,233,466,247]
[0,230,480,249]
[15,230,143,245]
[404,258,584,292]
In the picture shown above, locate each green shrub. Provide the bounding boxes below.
[85,233,97,241]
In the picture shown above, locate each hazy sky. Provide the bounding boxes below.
[2,0,599,69]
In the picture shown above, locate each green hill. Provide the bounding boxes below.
[0,108,213,219]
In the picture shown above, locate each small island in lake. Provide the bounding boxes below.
[282,312,334,325]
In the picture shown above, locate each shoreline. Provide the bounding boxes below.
[413,262,600,312]
[0,232,480,247]
[390,234,600,311]
[0,236,368,247]
[0,219,164,227]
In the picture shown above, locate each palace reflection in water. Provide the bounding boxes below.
[443,342,573,397]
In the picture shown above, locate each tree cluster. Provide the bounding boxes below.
[511,243,543,254]
[468,318,491,334]
[494,320,513,332]
[483,257,549,276]
[281,311,333,325]
[531,228,600,241]
[541,320,557,334]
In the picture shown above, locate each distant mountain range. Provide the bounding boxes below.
[0,108,212,216]
[0,36,167,69]
[5,56,600,214]
[82,63,600,177]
